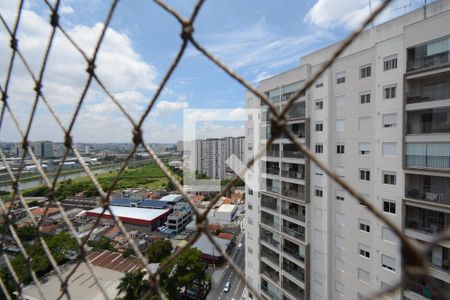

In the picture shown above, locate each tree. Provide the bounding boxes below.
[159,248,209,299]
[88,237,115,251]
[117,270,148,300]
[147,240,173,263]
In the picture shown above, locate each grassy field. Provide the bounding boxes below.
[20,163,169,199]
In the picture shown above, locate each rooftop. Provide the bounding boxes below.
[192,234,230,257]
[160,194,184,203]
[216,204,237,213]
[87,207,171,222]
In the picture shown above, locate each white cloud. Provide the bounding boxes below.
[0,4,159,142]
[188,19,333,81]
[60,5,74,15]
[156,100,189,111]
[305,0,425,29]
[195,122,245,139]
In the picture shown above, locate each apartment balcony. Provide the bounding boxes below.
[281,201,306,222]
[261,194,278,212]
[261,227,281,249]
[281,182,305,200]
[262,211,280,230]
[405,206,450,236]
[282,258,305,283]
[286,107,306,120]
[261,262,280,284]
[266,167,281,176]
[267,150,280,158]
[282,276,305,300]
[266,179,281,195]
[283,239,305,263]
[282,150,305,159]
[281,170,305,180]
[407,108,450,134]
[405,277,450,300]
[282,220,305,242]
[261,279,282,300]
[406,155,450,169]
[407,50,450,73]
[261,245,280,266]
[405,174,450,205]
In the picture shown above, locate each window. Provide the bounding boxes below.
[360,92,371,104]
[315,99,323,110]
[248,188,253,196]
[382,254,396,272]
[336,166,345,177]
[336,234,345,249]
[315,166,323,176]
[315,122,324,132]
[382,227,398,244]
[384,85,397,99]
[336,72,346,84]
[336,119,345,132]
[336,189,345,201]
[383,172,396,185]
[336,143,345,154]
[248,203,253,210]
[359,169,371,181]
[248,246,253,254]
[359,143,371,156]
[359,116,370,130]
[382,142,397,157]
[360,64,371,78]
[336,95,345,107]
[382,113,397,128]
[315,144,323,153]
[383,55,398,71]
[383,200,396,214]
[358,268,370,284]
[335,280,345,294]
[359,218,371,233]
[359,243,370,258]
[248,217,253,225]
[316,76,324,88]
[336,212,345,225]
[315,187,323,197]
[335,257,345,272]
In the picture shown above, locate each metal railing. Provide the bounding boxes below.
[282,277,304,300]
[406,155,450,169]
[407,121,450,134]
[281,170,305,180]
[0,1,447,299]
[282,225,305,242]
[406,84,449,104]
[407,50,450,72]
[282,151,305,159]
[281,207,306,222]
[405,186,450,205]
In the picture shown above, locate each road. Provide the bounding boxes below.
[208,233,245,300]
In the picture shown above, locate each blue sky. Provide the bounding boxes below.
[0,0,426,143]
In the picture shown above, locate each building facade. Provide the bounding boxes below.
[244,1,450,299]
[195,136,245,180]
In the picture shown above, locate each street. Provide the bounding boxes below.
[208,233,245,300]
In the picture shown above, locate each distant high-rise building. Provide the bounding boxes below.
[195,136,244,180]
[244,1,450,299]
[15,141,53,158]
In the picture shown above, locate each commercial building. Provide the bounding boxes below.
[244,1,450,299]
[15,141,54,158]
[165,203,193,234]
[195,136,245,180]
[86,206,171,233]
[212,204,238,224]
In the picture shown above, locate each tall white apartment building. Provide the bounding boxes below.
[244,1,450,299]
[195,136,245,179]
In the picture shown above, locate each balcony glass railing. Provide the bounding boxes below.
[262,249,280,265]
[406,84,449,104]
[405,279,450,300]
[407,50,450,72]
[282,278,304,300]
[283,246,305,262]
[405,216,448,235]
[406,155,450,169]
[286,108,306,120]
[281,187,305,200]
[281,170,305,180]
[281,207,306,222]
[262,217,279,230]
[266,150,280,158]
[405,186,450,205]
[407,121,450,135]
[261,197,278,211]
[262,268,279,284]
[282,225,305,241]
[262,236,280,249]
[266,167,280,175]
[261,283,281,300]
[282,151,304,159]
[283,263,305,283]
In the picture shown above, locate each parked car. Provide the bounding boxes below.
[223,281,231,293]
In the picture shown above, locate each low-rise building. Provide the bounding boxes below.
[212,204,237,224]
[165,204,193,234]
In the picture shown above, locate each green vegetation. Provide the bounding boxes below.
[221,177,245,187]
[0,232,78,293]
[20,163,169,200]
[160,248,210,299]
[147,240,173,263]
[87,237,115,252]
[117,248,210,300]
[117,270,149,300]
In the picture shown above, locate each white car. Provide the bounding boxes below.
[223,281,231,293]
